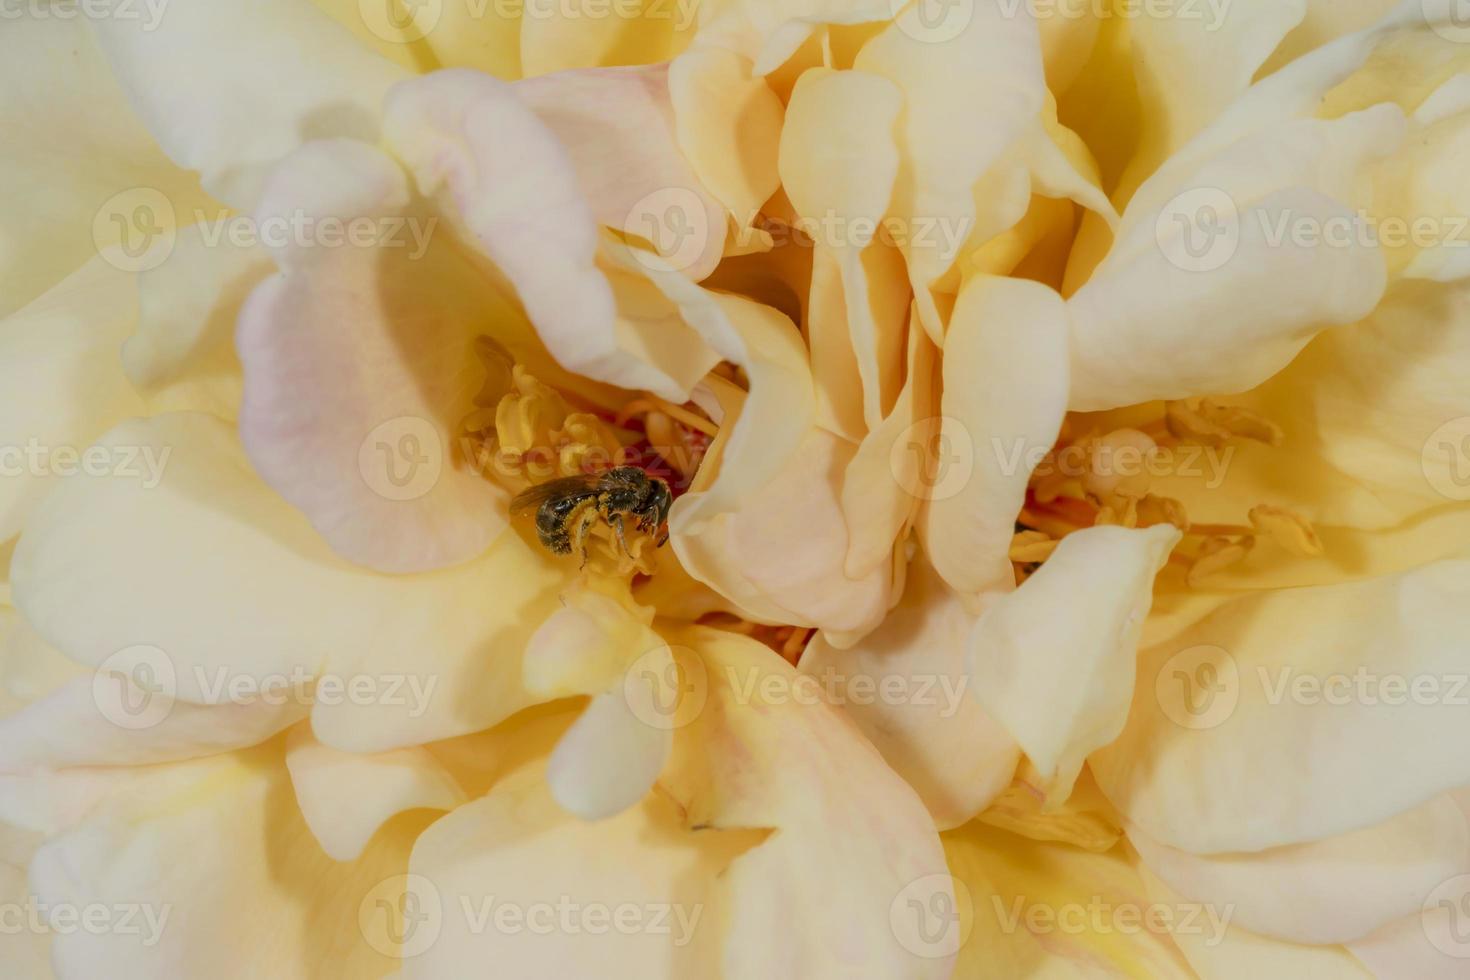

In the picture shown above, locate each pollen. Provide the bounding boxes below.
[1014,399,1322,587]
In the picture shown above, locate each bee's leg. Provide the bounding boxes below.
[612,515,631,557]
[570,503,599,569]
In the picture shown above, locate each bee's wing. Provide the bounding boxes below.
[509,474,600,514]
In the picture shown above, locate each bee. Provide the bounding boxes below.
[511,466,673,565]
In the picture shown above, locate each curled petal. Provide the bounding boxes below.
[968,524,1181,801]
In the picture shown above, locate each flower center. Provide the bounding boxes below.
[1013,397,1323,586]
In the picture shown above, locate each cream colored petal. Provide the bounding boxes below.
[1114,0,1308,203]
[1349,903,1470,979]
[691,0,895,76]
[284,725,464,862]
[661,624,954,979]
[1092,559,1470,853]
[0,819,49,978]
[1261,0,1402,76]
[405,763,751,978]
[123,222,271,420]
[0,16,211,316]
[969,524,1180,802]
[237,139,511,573]
[30,743,419,978]
[800,556,1020,830]
[779,67,903,430]
[0,257,146,544]
[668,46,785,225]
[645,279,814,528]
[524,594,674,820]
[1139,865,1374,979]
[923,276,1070,600]
[1068,105,1403,411]
[0,674,304,774]
[1129,793,1469,944]
[520,0,686,76]
[11,413,568,754]
[89,0,408,210]
[854,2,1047,344]
[943,821,1197,978]
[841,307,934,579]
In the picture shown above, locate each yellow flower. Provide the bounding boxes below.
[5,1,1470,978]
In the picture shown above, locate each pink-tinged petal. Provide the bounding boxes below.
[922,276,1070,601]
[800,556,1020,830]
[1130,793,1470,945]
[515,64,726,280]
[238,139,508,574]
[284,726,464,862]
[382,69,701,402]
[89,0,408,209]
[661,624,955,979]
[677,427,890,640]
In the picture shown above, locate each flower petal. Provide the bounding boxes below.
[1092,558,1470,853]
[515,64,727,279]
[89,0,408,209]
[285,725,464,862]
[30,743,422,978]
[968,524,1181,801]
[799,555,1020,829]
[11,413,568,754]
[238,138,508,573]
[1129,793,1470,944]
[922,275,1070,600]
[660,624,954,979]
[1068,105,1403,411]
[124,222,272,420]
[0,257,146,544]
[382,69,710,401]
[854,1,1047,344]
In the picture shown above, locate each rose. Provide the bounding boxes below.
[4,0,1470,977]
